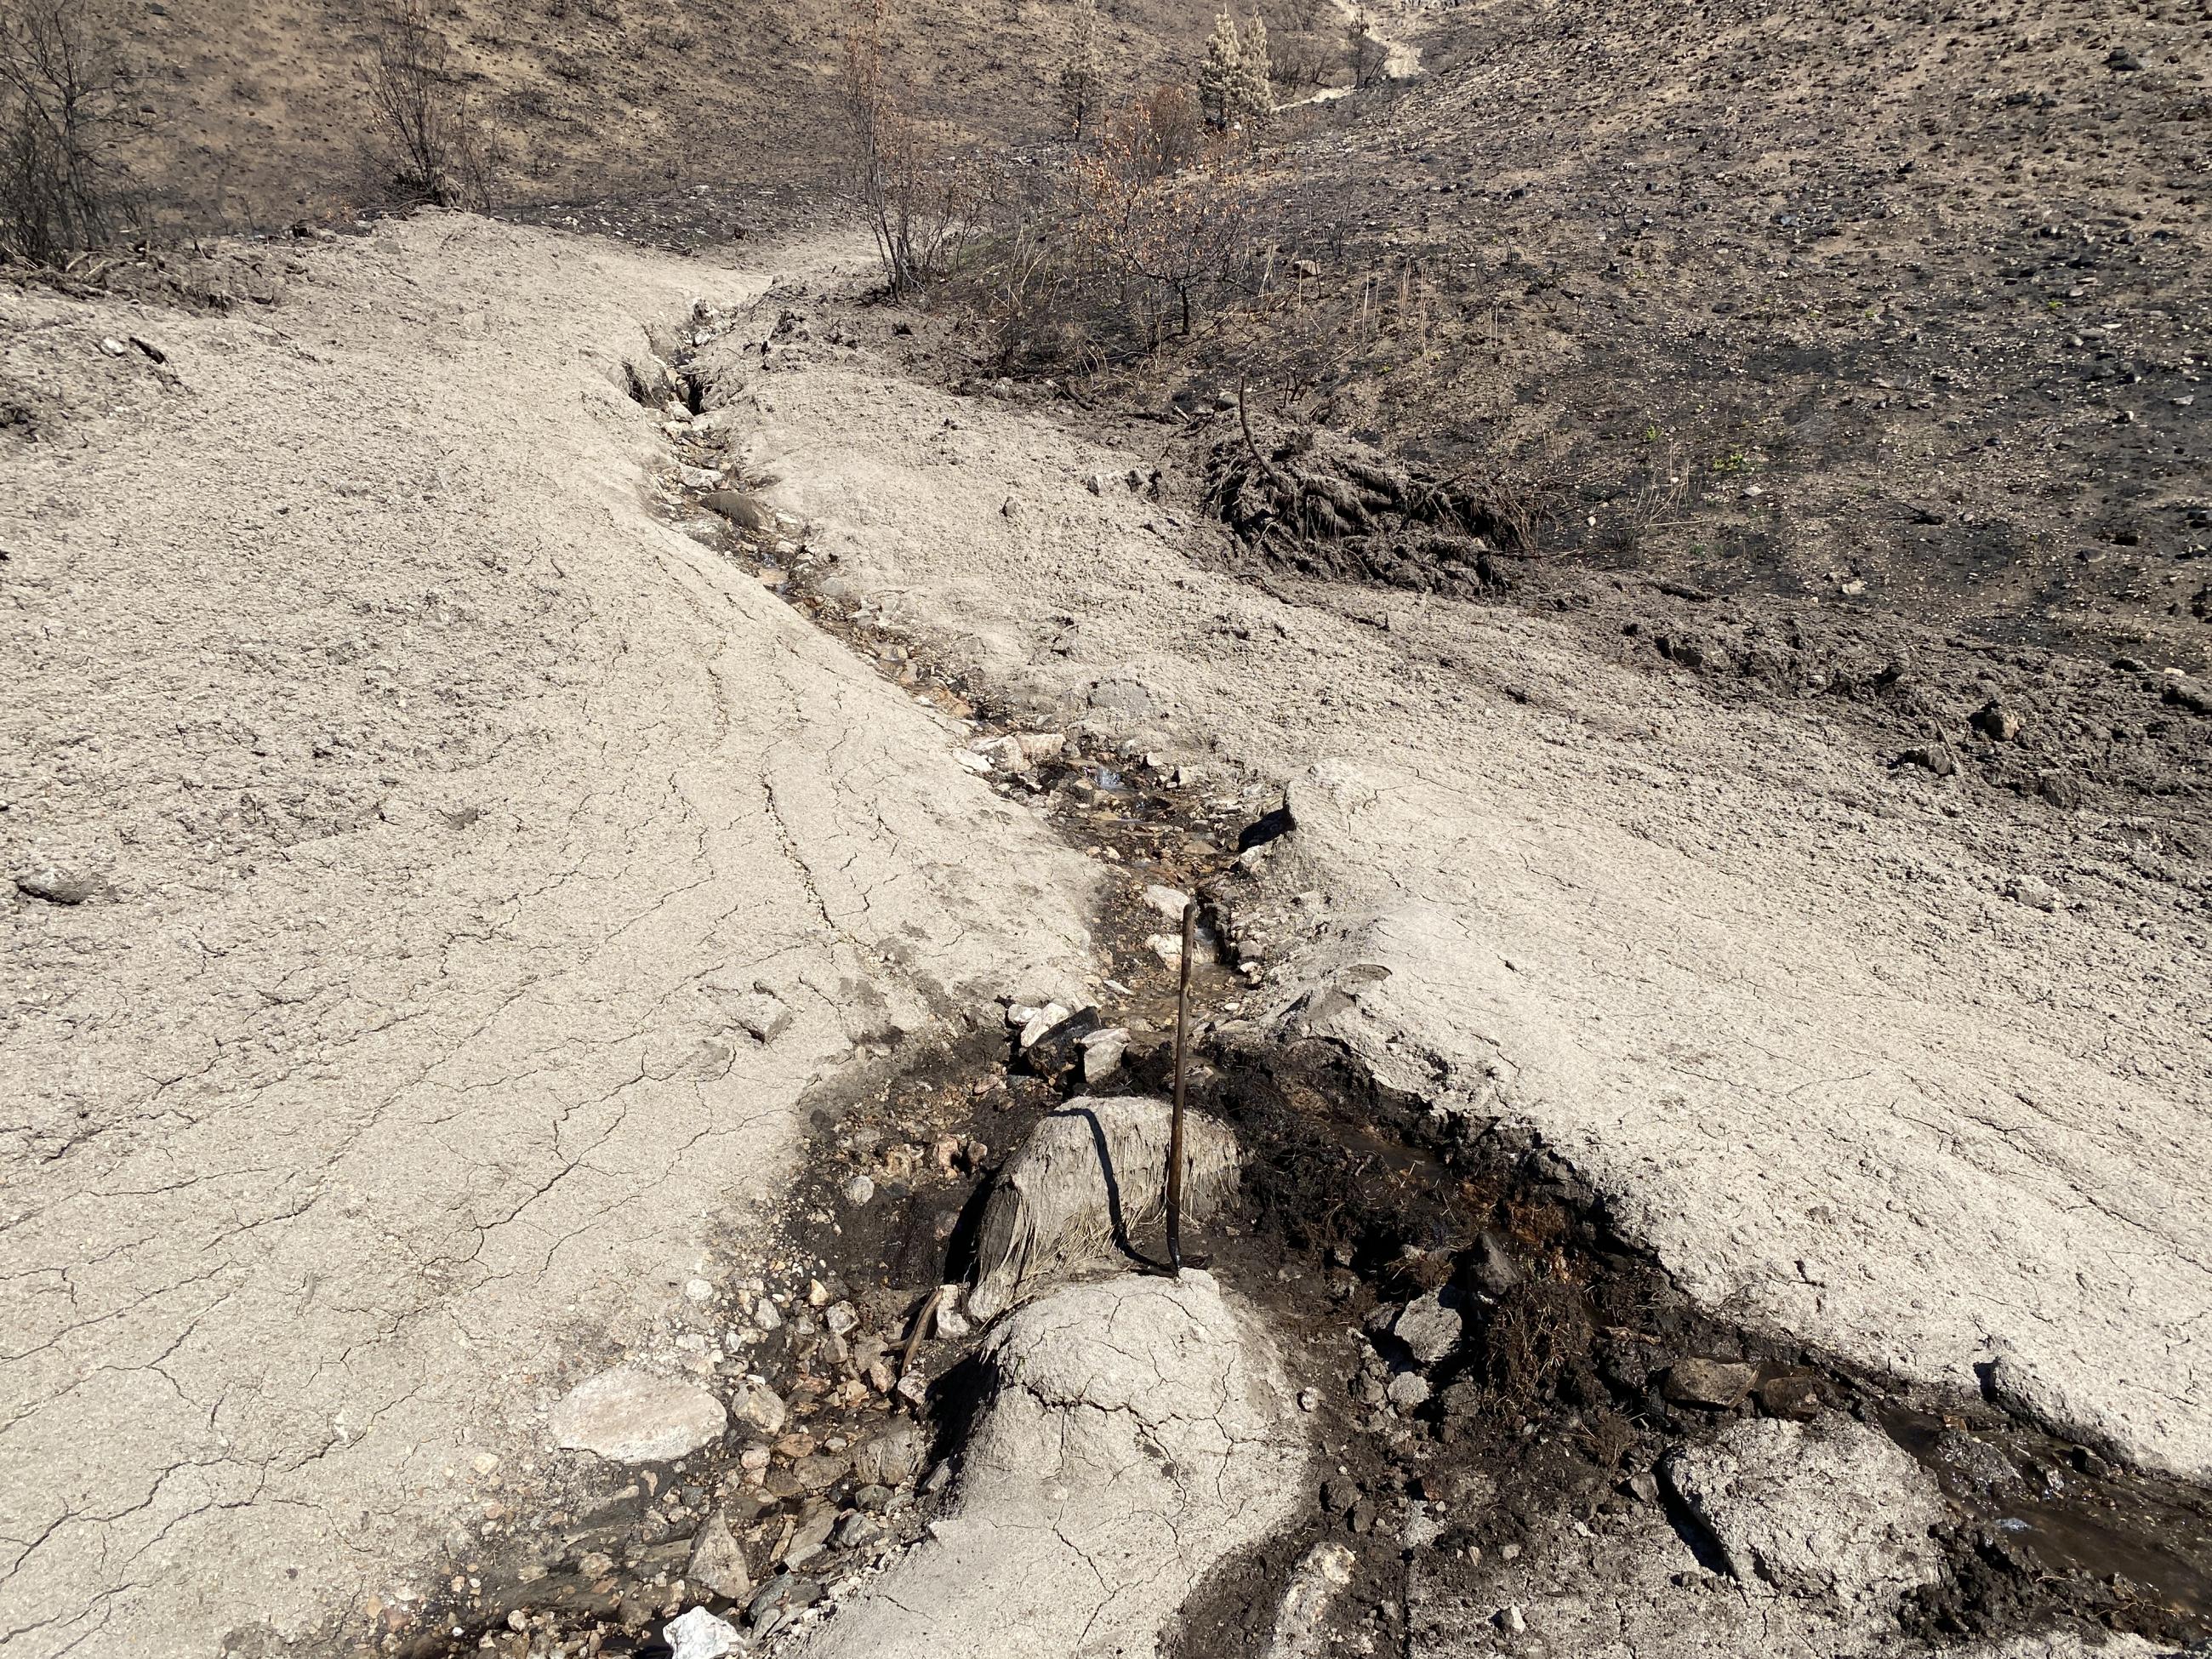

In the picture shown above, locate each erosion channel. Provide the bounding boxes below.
[413,273,2212,1659]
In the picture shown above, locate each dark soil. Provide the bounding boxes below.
[1187,410,2212,877]
[1165,1035,2212,1657]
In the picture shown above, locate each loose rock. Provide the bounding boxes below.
[687,1514,751,1599]
[1393,1289,1462,1365]
[852,1419,926,1487]
[729,1379,790,1437]
[14,866,98,905]
[1662,1358,1758,1409]
[664,1605,741,1659]
[550,1367,727,1462]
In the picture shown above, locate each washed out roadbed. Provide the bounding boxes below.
[396,325,2212,1659]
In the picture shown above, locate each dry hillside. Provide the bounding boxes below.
[1158,0,2212,668]
[124,0,1345,230]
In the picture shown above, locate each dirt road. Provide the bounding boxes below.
[4,214,2208,1655]
[0,216,1097,1656]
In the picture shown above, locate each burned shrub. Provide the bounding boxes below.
[1204,396,1553,593]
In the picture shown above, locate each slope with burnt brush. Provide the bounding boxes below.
[123,0,1348,231]
[1141,0,2209,667]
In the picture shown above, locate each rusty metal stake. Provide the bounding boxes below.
[1166,898,1196,1275]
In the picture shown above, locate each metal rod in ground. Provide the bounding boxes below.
[1166,898,1196,1275]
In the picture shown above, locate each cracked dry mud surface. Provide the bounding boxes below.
[715,256,2211,1484]
[0,215,1101,1657]
[6,213,2212,1659]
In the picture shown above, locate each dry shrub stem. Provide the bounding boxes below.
[839,0,978,296]
[0,0,135,265]
[362,0,491,209]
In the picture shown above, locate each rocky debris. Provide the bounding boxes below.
[785,1501,838,1563]
[931,1286,972,1339]
[664,1605,741,1659]
[1018,1006,1101,1085]
[1143,883,1192,921]
[687,1514,751,1599]
[550,1368,727,1462]
[1897,744,1958,778]
[1970,701,2023,742]
[786,1274,1303,1659]
[746,1572,824,1635]
[966,1097,1241,1320]
[1393,1288,1463,1365]
[1012,1001,1072,1049]
[728,1378,789,1437]
[1662,1417,1945,1613]
[974,732,1065,774]
[839,1174,875,1206]
[1268,1541,1360,1659]
[2164,676,2212,715]
[1755,1370,1832,1422]
[702,489,774,531]
[1660,1358,1759,1409]
[1467,1230,1521,1297]
[1078,1025,1129,1085]
[1386,1371,1432,1409]
[832,1511,883,1549]
[850,1421,925,1487]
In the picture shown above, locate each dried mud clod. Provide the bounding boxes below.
[966,1095,1240,1321]
[1203,393,1546,595]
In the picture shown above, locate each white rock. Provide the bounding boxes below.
[933,1289,972,1340]
[753,1297,784,1331]
[550,1368,727,1462]
[1661,1417,1944,1611]
[684,1278,715,1303]
[841,1174,876,1206]
[1142,885,1191,921]
[664,1605,740,1659]
[728,1379,789,1436]
[1079,1027,1128,1085]
[1393,1290,1462,1366]
[1269,1541,1359,1659]
[687,1513,751,1599]
[1018,1002,1071,1049]
[1386,1371,1431,1410]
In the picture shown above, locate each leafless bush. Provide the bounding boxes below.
[362,0,490,208]
[0,0,136,265]
[955,93,1263,370]
[838,0,979,295]
[1347,7,1388,88]
[1269,31,1343,92]
[1058,0,1102,137]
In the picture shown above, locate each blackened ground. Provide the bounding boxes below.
[1180,407,2212,873]
[1165,1035,2212,1659]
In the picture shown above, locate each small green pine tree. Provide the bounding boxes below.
[1059,0,1103,135]
[1197,9,1242,132]
[1234,10,1275,129]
